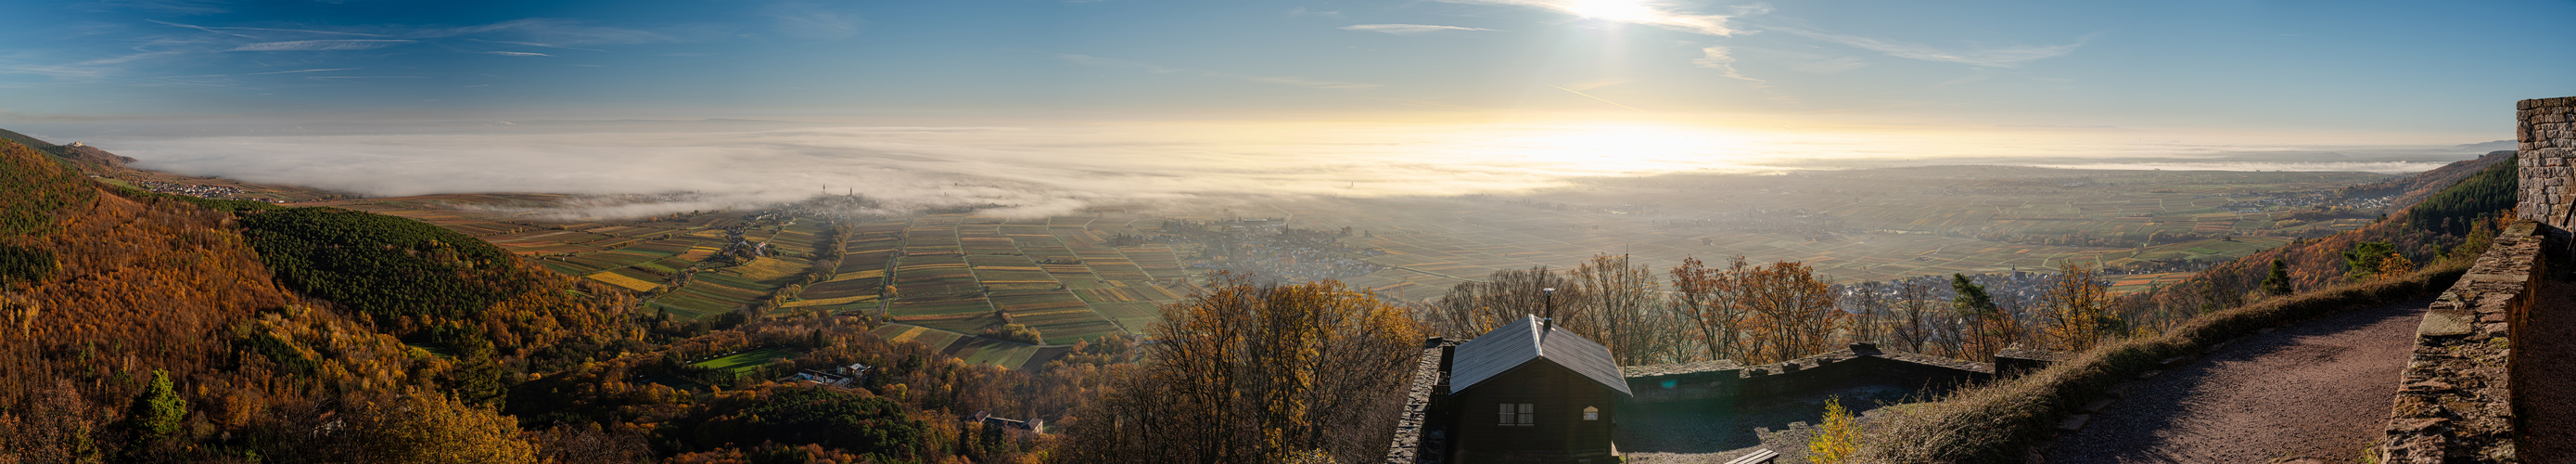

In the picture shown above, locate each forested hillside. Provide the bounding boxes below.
[0,135,1110,462]
[2131,153,2518,320]
[2333,149,2517,210]
[0,138,510,462]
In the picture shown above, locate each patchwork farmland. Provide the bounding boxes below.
[322,197,1200,370]
[315,166,2401,369]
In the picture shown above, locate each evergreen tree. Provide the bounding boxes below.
[1949,275,2019,360]
[1950,274,1998,317]
[2262,259,2292,296]
[130,369,187,443]
[2343,241,2398,280]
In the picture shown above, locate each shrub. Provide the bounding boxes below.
[981,323,1043,345]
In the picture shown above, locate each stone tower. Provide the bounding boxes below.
[2519,97,2576,236]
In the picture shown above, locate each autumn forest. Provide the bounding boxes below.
[0,132,2521,463]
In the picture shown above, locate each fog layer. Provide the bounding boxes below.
[100,123,2496,219]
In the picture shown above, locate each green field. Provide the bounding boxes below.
[690,346,805,375]
[320,165,2405,370]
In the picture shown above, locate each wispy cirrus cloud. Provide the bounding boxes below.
[1692,45,1762,84]
[480,51,552,57]
[73,0,229,15]
[1790,57,1868,74]
[417,19,673,45]
[1059,54,1378,90]
[1438,0,1761,36]
[1765,26,2089,68]
[227,39,415,52]
[148,19,393,38]
[1340,23,1500,34]
[243,68,359,75]
[760,1,866,39]
[468,39,607,52]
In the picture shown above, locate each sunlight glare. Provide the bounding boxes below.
[1471,123,1767,174]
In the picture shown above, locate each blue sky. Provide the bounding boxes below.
[2,0,2569,138]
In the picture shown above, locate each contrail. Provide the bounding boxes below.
[1549,84,1643,111]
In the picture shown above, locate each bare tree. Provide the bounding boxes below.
[1669,256,1753,361]
[1066,275,1425,464]
[1422,266,1588,339]
[1573,253,1675,365]
[1739,261,1839,364]
[1890,279,1936,354]
[1846,281,1888,345]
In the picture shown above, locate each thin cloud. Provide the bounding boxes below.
[1439,0,1758,36]
[1340,24,1501,34]
[480,51,552,57]
[146,19,255,38]
[147,19,393,38]
[1059,54,1378,90]
[244,68,360,75]
[1288,7,1343,18]
[467,39,607,52]
[421,19,673,45]
[1547,84,1641,110]
[761,1,866,40]
[228,39,415,52]
[1692,45,1764,84]
[75,0,229,15]
[1791,57,1868,74]
[1766,26,2089,68]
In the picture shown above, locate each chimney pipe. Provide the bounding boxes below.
[1541,287,1557,330]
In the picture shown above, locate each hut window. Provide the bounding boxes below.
[1584,406,1599,420]
[1499,403,1535,426]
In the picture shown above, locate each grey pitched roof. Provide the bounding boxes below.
[1448,315,1633,396]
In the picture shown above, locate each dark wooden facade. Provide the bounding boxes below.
[1446,360,1623,463]
[1439,316,1630,463]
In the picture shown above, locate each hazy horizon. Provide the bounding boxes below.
[29,121,2495,219]
[3,0,2569,217]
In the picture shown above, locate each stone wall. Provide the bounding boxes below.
[2383,95,2576,463]
[1384,339,1452,464]
[1619,343,1993,404]
[2518,97,2576,236]
[2377,221,2545,463]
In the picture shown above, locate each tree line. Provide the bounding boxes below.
[1419,252,2127,366]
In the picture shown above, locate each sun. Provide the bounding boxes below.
[1560,0,1661,22]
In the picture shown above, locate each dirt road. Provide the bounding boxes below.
[2045,297,2435,463]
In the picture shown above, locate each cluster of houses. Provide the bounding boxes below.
[784,363,872,389]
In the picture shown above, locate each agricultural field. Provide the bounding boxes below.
[1255,167,2396,295]
[277,165,2421,370]
[690,346,807,375]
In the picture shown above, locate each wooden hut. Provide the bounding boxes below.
[1445,315,1632,463]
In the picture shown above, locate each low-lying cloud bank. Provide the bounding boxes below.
[97,122,2502,220]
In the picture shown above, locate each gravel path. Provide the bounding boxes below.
[2046,297,2434,464]
[2523,282,2576,463]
